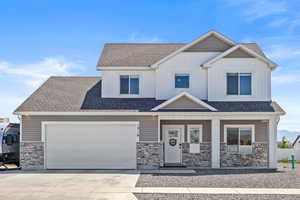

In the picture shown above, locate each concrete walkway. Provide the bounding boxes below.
[96,187,300,195]
[1,169,299,199]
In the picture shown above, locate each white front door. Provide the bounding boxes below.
[163,125,184,164]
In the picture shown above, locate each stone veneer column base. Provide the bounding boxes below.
[137,142,162,169]
[182,142,212,168]
[20,142,44,170]
[220,143,268,168]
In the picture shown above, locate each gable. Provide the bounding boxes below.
[151,92,217,111]
[202,44,277,70]
[224,48,254,58]
[184,35,232,52]
[163,96,208,109]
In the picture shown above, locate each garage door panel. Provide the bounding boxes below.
[45,122,137,169]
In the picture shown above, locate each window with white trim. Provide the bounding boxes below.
[187,125,202,153]
[225,125,255,154]
[120,75,139,95]
[175,74,189,88]
[227,73,252,95]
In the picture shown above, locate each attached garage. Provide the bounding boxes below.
[42,121,139,169]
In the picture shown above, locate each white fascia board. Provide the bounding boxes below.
[157,113,281,120]
[15,111,283,117]
[150,30,236,69]
[14,111,156,116]
[97,66,153,71]
[202,44,277,70]
[151,92,218,111]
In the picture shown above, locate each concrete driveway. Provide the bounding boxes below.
[0,170,140,200]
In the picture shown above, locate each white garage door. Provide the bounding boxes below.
[44,122,138,169]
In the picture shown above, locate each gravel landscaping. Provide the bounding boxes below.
[136,164,300,188]
[134,193,300,200]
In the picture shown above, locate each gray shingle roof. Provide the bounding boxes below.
[97,43,184,67]
[242,43,266,57]
[15,77,276,113]
[97,43,266,67]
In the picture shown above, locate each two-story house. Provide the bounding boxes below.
[14,30,285,170]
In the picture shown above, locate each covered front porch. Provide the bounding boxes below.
[157,114,278,169]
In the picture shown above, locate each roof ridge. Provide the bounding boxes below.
[104,43,186,45]
[240,43,258,44]
[50,76,101,78]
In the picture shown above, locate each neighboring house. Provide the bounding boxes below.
[293,136,300,150]
[0,118,9,133]
[14,30,285,170]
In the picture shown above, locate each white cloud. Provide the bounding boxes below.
[224,0,288,21]
[0,57,86,122]
[277,102,300,132]
[265,45,300,60]
[272,71,300,84]
[0,57,85,88]
[128,33,163,43]
[267,17,289,27]
[0,96,24,123]
[287,16,300,33]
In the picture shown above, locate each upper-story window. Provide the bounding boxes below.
[227,73,251,95]
[120,75,139,95]
[175,74,189,88]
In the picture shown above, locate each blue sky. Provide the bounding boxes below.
[0,0,299,140]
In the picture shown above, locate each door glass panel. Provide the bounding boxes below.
[168,130,178,138]
[168,130,179,147]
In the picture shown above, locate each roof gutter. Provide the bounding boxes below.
[97,66,154,71]
[14,111,284,116]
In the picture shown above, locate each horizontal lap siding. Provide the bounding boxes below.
[22,115,158,142]
[220,120,269,143]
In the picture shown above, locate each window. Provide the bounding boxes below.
[188,125,202,153]
[227,73,251,95]
[120,75,139,94]
[225,125,254,154]
[175,74,189,88]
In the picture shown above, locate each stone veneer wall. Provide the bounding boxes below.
[20,142,44,169]
[182,142,211,168]
[137,142,162,169]
[21,141,162,170]
[220,143,268,168]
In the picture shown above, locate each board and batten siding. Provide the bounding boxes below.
[22,115,158,142]
[220,120,269,143]
[207,58,271,101]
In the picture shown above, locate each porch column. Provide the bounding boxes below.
[211,118,220,168]
[269,117,278,168]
